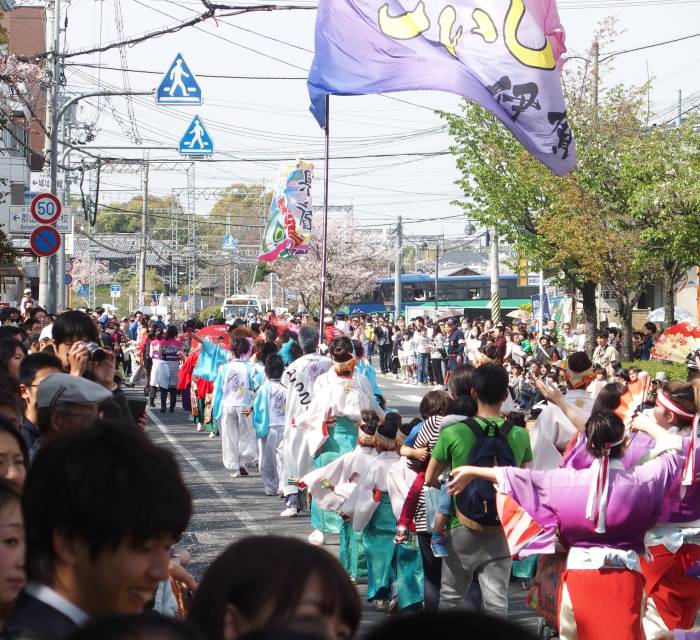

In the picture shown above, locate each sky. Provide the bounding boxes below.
[20,0,700,241]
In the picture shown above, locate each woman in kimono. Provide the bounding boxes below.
[636,379,700,638]
[295,336,384,546]
[448,410,684,640]
[212,335,258,477]
[252,354,287,496]
[342,415,424,611]
[301,410,380,581]
[149,325,182,413]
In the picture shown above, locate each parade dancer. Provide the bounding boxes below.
[213,335,259,477]
[343,414,424,611]
[279,326,332,517]
[637,380,700,638]
[301,410,380,580]
[448,411,684,640]
[296,336,384,546]
[529,352,595,470]
[252,354,287,496]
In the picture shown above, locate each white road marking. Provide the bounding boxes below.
[148,408,263,533]
[397,394,424,404]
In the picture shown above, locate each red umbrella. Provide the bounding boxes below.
[195,324,230,347]
[651,321,700,364]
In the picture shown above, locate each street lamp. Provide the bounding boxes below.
[43,89,155,313]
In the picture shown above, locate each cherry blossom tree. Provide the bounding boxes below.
[69,251,111,291]
[272,219,394,314]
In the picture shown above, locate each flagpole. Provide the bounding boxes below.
[318,94,330,345]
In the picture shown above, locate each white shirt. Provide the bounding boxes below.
[529,388,594,470]
[25,583,89,627]
[413,334,429,354]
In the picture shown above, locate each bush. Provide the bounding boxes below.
[198,305,222,322]
[622,360,688,381]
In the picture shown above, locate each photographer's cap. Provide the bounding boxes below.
[37,373,112,409]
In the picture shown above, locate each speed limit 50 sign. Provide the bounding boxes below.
[30,193,62,225]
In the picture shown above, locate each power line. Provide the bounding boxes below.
[65,62,305,80]
[600,31,700,61]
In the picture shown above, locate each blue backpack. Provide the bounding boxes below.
[455,417,516,527]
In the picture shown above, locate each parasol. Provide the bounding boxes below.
[651,321,700,364]
[506,309,531,321]
[437,309,463,322]
[646,307,695,323]
[195,324,230,346]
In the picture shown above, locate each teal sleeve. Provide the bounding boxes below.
[252,382,270,439]
[213,367,225,421]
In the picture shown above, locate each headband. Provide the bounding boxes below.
[657,390,695,419]
[657,391,698,486]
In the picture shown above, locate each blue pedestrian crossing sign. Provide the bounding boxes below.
[179,115,214,156]
[157,53,202,105]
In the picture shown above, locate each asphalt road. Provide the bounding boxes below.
[143,367,540,635]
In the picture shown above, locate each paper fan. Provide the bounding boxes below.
[651,322,700,364]
[615,373,651,424]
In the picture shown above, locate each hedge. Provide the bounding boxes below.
[622,360,688,381]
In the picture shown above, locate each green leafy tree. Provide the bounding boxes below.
[125,269,164,300]
[95,195,186,243]
[0,229,17,266]
[202,184,271,251]
[621,120,700,325]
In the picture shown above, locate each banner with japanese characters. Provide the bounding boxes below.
[308,0,575,175]
[259,160,314,262]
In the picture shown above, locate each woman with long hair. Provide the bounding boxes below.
[448,410,683,640]
[0,339,26,382]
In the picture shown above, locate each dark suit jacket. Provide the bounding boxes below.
[5,591,79,640]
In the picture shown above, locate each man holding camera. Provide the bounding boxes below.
[50,311,142,427]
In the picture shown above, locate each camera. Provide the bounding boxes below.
[85,342,107,363]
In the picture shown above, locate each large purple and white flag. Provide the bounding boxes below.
[308,0,575,175]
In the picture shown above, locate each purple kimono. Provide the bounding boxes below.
[496,451,682,553]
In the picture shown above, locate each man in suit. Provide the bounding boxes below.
[7,421,191,639]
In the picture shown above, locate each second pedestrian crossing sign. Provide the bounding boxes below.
[157,53,202,105]
[179,115,214,156]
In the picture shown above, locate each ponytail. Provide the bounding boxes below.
[585,411,625,459]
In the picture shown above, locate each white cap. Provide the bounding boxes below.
[24,288,32,294]
[39,323,53,341]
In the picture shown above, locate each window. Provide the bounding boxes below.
[469,288,482,300]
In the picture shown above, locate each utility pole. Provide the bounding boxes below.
[678,89,683,128]
[592,40,599,129]
[489,226,501,324]
[434,238,439,319]
[138,157,149,308]
[394,215,402,323]
[40,0,61,312]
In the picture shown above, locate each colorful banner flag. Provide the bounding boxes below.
[308,0,575,175]
[258,160,314,262]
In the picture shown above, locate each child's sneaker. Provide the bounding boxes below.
[430,531,449,558]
